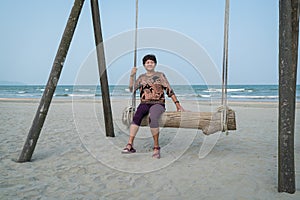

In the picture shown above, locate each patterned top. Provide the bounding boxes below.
[132,72,175,104]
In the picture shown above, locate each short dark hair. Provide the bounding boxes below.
[142,54,157,65]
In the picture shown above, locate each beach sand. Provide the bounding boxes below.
[0,98,300,199]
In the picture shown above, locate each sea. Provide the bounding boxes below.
[0,85,299,102]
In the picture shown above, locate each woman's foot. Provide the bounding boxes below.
[121,143,136,154]
[152,146,160,159]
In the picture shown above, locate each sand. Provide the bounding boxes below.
[0,98,300,199]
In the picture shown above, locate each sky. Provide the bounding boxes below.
[1,0,299,85]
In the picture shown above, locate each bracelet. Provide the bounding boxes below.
[174,100,179,104]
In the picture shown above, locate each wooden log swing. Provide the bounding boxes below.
[140,108,236,135]
[123,0,236,135]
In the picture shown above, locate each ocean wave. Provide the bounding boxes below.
[204,88,247,93]
[35,88,45,92]
[111,93,131,96]
[230,95,278,99]
[54,94,69,97]
[200,94,211,98]
[69,94,95,97]
[74,88,93,92]
[175,94,211,98]
[54,93,97,97]
[17,91,27,94]
[17,94,37,97]
[1,85,296,102]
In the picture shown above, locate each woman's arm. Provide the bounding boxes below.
[129,67,137,92]
[170,94,184,111]
[160,72,184,111]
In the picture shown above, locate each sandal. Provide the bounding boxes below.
[152,146,161,159]
[121,143,136,154]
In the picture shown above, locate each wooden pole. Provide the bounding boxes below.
[140,109,236,135]
[17,0,85,162]
[278,0,298,194]
[221,0,230,132]
[132,0,139,113]
[221,0,229,107]
[90,0,115,137]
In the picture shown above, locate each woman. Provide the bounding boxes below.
[122,54,184,158]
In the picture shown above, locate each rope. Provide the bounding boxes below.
[122,105,134,127]
[221,0,230,132]
[131,0,138,113]
[122,0,139,127]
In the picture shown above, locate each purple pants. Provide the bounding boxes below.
[132,103,165,128]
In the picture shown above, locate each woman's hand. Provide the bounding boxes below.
[130,67,137,77]
[176,103,185,112]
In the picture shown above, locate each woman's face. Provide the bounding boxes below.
[144,59,156,72]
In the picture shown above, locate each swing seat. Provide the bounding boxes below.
[122,107,236,135]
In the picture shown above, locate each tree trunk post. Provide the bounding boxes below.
[90,0,115,137]
[17,0,86,162]
[278,0,298,193]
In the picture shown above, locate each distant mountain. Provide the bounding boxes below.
[0,80,27,85]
